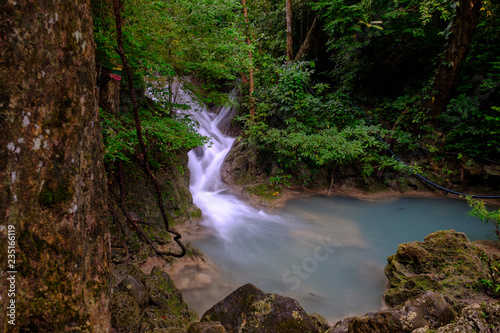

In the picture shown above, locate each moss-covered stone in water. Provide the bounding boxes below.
[201,283,323,332]
[244,183,281,206]
[384,230,497,312]
[190,208,202,219]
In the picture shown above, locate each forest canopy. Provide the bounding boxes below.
[92,0,500,187]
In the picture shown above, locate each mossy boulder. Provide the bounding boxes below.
[112,264,198,333]
[221,139,258,186]
[188,321,226,333]
[201,283,327,332]
[143,266,198,329]
[112,291,142,333]
[384,230,497,312]
[117,275,149,308]
[329,290,456,333]
[243,183,281,207]
[414,302,500,333]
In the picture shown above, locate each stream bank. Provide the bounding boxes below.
[107,84,500,332]
[221,136,500,210]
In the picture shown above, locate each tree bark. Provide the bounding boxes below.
[0,1,111,331]
[425,0,482,121]
[286,0,294,62]
[295,16,318,61]
[242,0,255,120]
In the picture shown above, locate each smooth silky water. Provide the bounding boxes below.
[173,87,496,324]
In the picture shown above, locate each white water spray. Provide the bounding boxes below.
[178,87,280,241]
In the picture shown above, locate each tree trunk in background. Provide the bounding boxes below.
[0,1,110,331]
[286,0,294,62]
[242,0,255,120]
[295,16,318,61]
[425,0,482,121]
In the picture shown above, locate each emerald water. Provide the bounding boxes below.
[181,195,494,323]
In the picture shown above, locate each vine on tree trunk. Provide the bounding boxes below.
[111,0,186,258]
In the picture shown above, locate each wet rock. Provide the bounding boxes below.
[188,321,226,333]
[328,291,455,333]
[243,183,281,207]
[201,283,324,332]
[144,266,184,308]
[384,230,495,311]
[309,313,331,332]
[414,302,500,333]
[112,264,198,333]
[221,140,257,186]
[118,275,149,307]
[142,266,198,329]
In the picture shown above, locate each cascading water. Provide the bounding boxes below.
[184,91,285,241]
[171,85,495,324]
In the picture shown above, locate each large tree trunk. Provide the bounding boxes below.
[425,0,482,120]
[242,0,255,120]
[286,0,294,62]
[295,16,318,61]
[0,1,111,332]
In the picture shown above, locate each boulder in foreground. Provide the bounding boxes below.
[201,283,327,332]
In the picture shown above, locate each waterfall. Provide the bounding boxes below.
[176,87,280,241]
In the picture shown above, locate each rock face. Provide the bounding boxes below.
[329,230,500,333]
[222,140,258,186]
[112,264,198,333]
[384,230,498,311]
[0,1,110,331]
[329,291,456,333]
[431,302,500,333]
[201,283,327,332]
[188,321,226,333]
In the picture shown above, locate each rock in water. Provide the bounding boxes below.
[432,302,500,333]
[329,290,456,333]
[201,283,326,332]
[384,230,496,311]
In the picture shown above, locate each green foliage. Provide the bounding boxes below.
[92,0,500,184]
[100,102,208,165]
[269,174,291,187]
[240,59,394,183]
[466,196,500,245]
[441,96,500,157]
[263,123,384,170]
[313,0,444,95]
[93,0,249,87]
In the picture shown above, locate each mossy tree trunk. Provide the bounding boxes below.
[425,0,482,122]
[0,1,111,332]
[286,0,294,62]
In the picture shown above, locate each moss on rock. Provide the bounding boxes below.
[201,283,326,332]
[384,230,498,312]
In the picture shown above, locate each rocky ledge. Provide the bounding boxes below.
[330,230,500,333]
[111,230,499,332]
